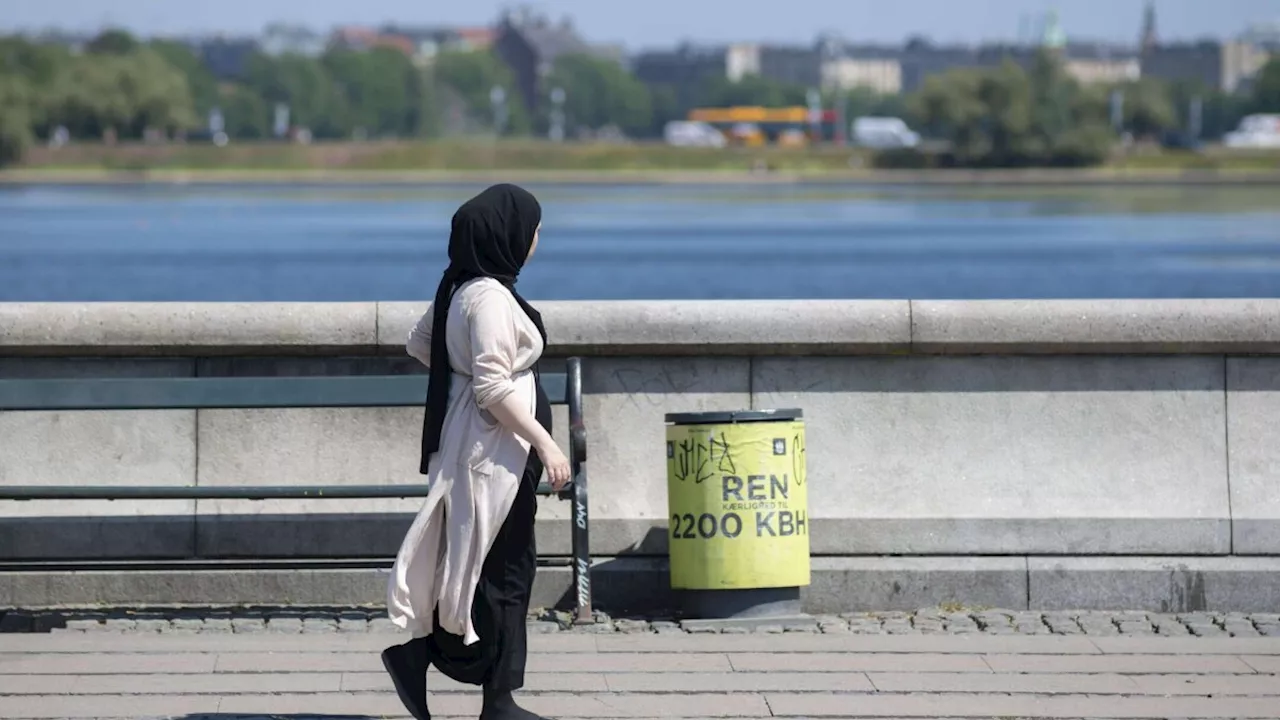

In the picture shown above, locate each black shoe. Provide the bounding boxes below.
[382,638,431,720]
[480,686,549,720]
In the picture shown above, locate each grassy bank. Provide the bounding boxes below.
[5,139,1280,185]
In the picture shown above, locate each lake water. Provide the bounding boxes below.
[2,182,1279,301]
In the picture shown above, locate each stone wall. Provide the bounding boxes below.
[2,299,1278,611]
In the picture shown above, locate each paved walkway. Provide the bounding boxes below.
[3,631,1280,719]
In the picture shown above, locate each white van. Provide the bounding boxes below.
[1223,114,1280,149]
[850,116,921,149]
[663,121,728,148]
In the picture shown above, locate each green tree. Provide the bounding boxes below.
[908,56,1111,168]
[218,84,270,139]
[835,86,909,122]
[0,35,73,83]
[43,48,198,139]
[244,52,348,139]
[545,53,653,137]
[647,84,680,136]
[431,49,529,135]
[86,29,140,56]
[1252,57,1280,113]
[1114,78,1177,139]
[323,47,425,137]
[0,74,35,166]
[149,40,220,117]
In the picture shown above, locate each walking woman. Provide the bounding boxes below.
[382,183,572,720]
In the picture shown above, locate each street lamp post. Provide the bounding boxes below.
[806,88,823,144]
[549,87,566,143]
[490,85,508,137]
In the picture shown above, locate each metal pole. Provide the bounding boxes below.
[1189,95,1203,142]
[549,87,566,142]
[1110,89,1124,134]
[490,85,508,137]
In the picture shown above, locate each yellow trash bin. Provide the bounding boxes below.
[664,409,809,595]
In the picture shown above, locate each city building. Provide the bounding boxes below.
[329,26,415,56]
[1223,39,1273,92]
[493,9,596,112]
[260,23,325,57]
[631,44,731,110]
[1064,44,1141,85]
[899,40,981,93]
[183,36,261,80]
[814,36,903,95]
[1142,40,1264,92]
[756,44,823,88]
[1241,21,1280,51]
[365,25,497,65]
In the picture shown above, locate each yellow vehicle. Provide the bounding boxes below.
[687,106,835,146]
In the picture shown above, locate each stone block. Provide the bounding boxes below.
[0,302,377,356]
[378,300,912,356]
[1227,358,1280,554]
[194,406,424,557]
[752,355,1230,555]
[803,557,1028,613]
[912,299,1280,354]
[1028,557,1280,613]
[0,409,196,559]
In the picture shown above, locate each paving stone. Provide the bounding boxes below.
[1189,623,1229,637]
[614,619,650,634]
[1225,621,1261,637]
[266,617,304,634]
[102,618,137,632]
[133,619,169,633]
[1156,621,1191,636]
[650,621,682,635]
[302,618,338,634]
[1119,620,1155,635]
[230,618,266,634]
[529,621,561,634]
[337,618,368,633]
[200,618,233,634]
[171,618,205,633]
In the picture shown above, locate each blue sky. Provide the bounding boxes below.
[3,0,1276,48]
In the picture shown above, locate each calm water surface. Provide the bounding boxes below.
[2,182,1279,301]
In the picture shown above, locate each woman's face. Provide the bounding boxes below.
[527,223,542,261]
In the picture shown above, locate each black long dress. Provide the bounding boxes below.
[425,368,553,691]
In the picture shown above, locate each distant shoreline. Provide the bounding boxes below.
[6,167,1280,187]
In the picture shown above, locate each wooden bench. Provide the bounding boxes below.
[0,358,593,623]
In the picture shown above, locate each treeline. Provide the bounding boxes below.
[1,29,1279,169]
[904,51,1280,168]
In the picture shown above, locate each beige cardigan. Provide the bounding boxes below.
[386,277,545,645]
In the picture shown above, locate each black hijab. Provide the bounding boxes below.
[420,183,547,473]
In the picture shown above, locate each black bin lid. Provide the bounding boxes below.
[665,409,803,425]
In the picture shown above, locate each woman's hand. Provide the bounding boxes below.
[538,440,572,491]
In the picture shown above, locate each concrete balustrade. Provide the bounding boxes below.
[1,300,1278,612]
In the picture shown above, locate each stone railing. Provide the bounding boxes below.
[2,299,1278,612]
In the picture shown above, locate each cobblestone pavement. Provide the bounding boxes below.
[2,626,1280,719]
[4,606,1280,638]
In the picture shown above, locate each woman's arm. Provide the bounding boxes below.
[468,286,571,488]
[406,305,433,367]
